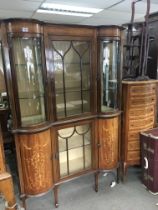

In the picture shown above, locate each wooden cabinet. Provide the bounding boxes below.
[0,19,123,208]
[122,80,158,179]
[15,129,53,196]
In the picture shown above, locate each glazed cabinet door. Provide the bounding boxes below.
[54,121,95,181]
[49,37,94,120]
[8,35,47,127]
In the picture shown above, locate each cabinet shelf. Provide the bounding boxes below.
[56,89,90,95]
[18,95,44,100]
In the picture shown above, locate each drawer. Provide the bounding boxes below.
[127,151,140,161]
[129,106,154,119]
[129,95,156,107]
[128,141,140,151]
[129,117,154,131]
[130,84,156,96]
[128,131,140,141]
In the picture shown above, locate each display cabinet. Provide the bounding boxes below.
[0,19,123,208]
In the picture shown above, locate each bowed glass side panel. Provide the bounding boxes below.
[0,42,8,109]
[52,40,91,119]
[12,37,46,126]
[100,40,120,112]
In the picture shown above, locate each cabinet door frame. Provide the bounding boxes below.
[97,36,121,115]
[7,32,48,128]
[52,119,97,184]
[46,34,97,122]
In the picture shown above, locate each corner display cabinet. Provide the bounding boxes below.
[0,19,123,208]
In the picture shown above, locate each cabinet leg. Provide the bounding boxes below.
[20,194,27,210]
[116,165,120,184]
[122,162,128,182]
[94,171,99,192]
[54,185,59,208]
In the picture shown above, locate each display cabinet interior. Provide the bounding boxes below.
[50,38,92,120]
[99,38,120,113]
[8,34,47,127]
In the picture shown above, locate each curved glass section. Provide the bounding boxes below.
[12,37,46,126]
[100,39,120,112]
[0,42,7,109]
[52,40,91,119]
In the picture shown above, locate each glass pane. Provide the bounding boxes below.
[82,49,90,90]
[76,124,89,135]
[66,91,81,116]
[84,132,91,145]
[52,40,91,119]
[19,97,45,125]
[52,41,71,56]
[58,127,74,138]
[100,40,119,112]
[85,145,91,168]
[56,93,65,118]
[65,47,80,90]
[12,37,46,126]
[69,147,84,174]
[58,137,66,152]
[0,43,7,109]
[68,135,83,150]
[59,151,68,177]
[54,53,63,91]
[72,41,89,56]
[83,90,90,113]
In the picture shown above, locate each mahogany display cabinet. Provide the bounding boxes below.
[0,19,123,208]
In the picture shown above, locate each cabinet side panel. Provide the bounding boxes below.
[98,117,119,170]
[17,129,53,195]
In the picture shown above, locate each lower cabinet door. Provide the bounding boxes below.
[98,117,119,170]
[16,129,53,196]
[56,122,93,179]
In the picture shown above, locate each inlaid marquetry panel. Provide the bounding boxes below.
[17,129,53,195]
[98,117,119,170]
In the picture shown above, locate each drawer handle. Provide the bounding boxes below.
[144,157,148,169]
